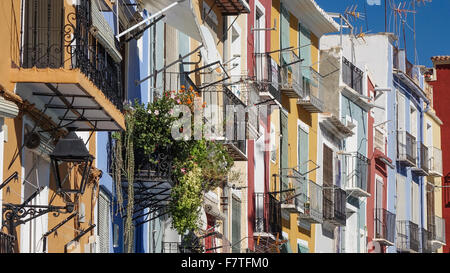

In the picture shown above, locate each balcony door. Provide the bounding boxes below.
[375,177,384,237]
[22,0,64,68]
[254,5,265,80]
[397,92,406,132]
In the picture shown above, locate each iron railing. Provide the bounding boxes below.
[323,186,346,226]
[344,152,370,197]
[421,228,432,253]
[429,215,446,245]
[297,179,323,223]
[280,51,302,97]
[223,86,247,158]
[397,131,417,166]
[254,193,282,236]
[297,67,325,113]
[253,53,281,103]
[412,143,429,175]
[20,0,123,110]
[342,57,364,95]
[374,208,396,245]
[396,220,420,252]
[0,231,15,253]
[428,146,443,176]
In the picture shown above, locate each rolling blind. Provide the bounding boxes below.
[98,190,111,253]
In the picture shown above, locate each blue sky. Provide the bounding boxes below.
[315,0,450,67]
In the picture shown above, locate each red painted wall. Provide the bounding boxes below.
[367,77,390,253]
[246,0,272,252]
[427,63,450,253]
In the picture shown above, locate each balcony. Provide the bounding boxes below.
[396,220,420,253]
[253,53,281,105]
[343,152,370,198]
[428,216,446,249]
[0,232,15,253]
[14,0,125,131]
[421,228,432,253]
[297,67,325,113]
[397,131,417,167]
[222,86,247,161]
[323,186,347,226]
[374,208,396,246]
[281,172,305,214]
[280,51,303,98]
[342,57,364,95]
[254,193,282,252]
[374,128,386,154]
[428,146,443,177]
[297,179,323,224]
[412,143,429,176]
[214,0,251,15]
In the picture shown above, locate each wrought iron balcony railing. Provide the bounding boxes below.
[397,131,417,167]
[297,179,323,224]
[323,186,346,226]
[254,192,282,236]
[429,215,446,246]
[421,228,432,253]
[343,152,370,198]
[280,51,303,98]
[428,146,443,177]
[297,67,325,113]
[412,143,429,176]
[396,220,420,253]
[0,231,15,253]
[374,208,396,246]
[222,86,247,161]
[253,53,281,104]
[342,57,364,95]
[20,0,123,110]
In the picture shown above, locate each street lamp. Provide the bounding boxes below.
[50,127,94,195]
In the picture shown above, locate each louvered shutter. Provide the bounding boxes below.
[280,4,290,65]
[281,112,289,193]
[98,190,111,253]
[299,24,311,81]
[298,126,308,201]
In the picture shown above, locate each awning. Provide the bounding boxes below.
[140,0,202,41]
[0,97,19,118]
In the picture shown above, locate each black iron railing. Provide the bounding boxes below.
[0,231,15,253]
[374,208,396,244]
[254,193,281,235]
[20,0,123,110]
[253,53,281,103]
[397,131,417,166]
[323,186,346,226]
[223,86,247,156]
[396,220,420,252]
[345,152,370,195]
[342,57,363,95]
[419,143,429,174]
[421,228,432,253]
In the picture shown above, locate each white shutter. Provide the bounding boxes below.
[412,182,420,224]
[98,190,111,253]
[397,92,405,131]
[396,174,406,220]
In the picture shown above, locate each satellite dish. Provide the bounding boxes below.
[24,132,41,150]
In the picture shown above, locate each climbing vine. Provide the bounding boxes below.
[111,86,235,238]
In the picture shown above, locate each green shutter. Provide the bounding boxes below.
[280,4,290,65]
[281,112,289,193]
[232,198,241,253]
[298,125,308,202]
[299,24,311,80]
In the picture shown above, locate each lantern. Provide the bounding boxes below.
[50,128,94,194]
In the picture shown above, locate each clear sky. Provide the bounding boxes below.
[315,0,450,67]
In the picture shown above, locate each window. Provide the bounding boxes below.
[98,189,111,253]
[22,0,64,68]
[410,104,417,138]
